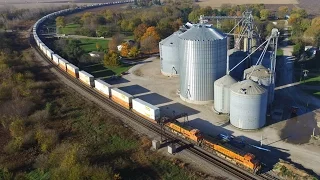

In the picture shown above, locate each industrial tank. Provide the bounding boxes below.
[159,31,182,76]
[230,80,267,130]
[228,50,247,80]
[179,24,227,104]
[213,75,237,114]
[250,50,272,69]
[243,65,274,104]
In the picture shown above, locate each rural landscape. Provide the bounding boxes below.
[0,0,320,179]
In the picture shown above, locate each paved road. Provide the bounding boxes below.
[275,33,320,117]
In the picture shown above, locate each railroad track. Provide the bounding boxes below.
[29,33,278,180]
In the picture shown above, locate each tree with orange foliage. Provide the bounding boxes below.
[134,23,148,41]
[141,26,160,42]
[120,42,130,57]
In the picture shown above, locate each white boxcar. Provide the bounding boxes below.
[46,49,54,60]
[42,45,48,55]
[132,98,160,121]
[94,79,112,97]
[58,58,69,71]
[66,63,79,78]
[52,54,60,65]
[79,70,94,87]
[111,88,133,109]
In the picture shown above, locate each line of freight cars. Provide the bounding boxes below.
[33,2,262,174]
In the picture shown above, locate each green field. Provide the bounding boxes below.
[79,39,109,53]
[58,23,81,35]
[82,63,133,79]
[302,75,320,86]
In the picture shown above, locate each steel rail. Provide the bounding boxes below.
[29,31,277,180]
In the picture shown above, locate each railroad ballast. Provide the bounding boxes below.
[32,0,262,175]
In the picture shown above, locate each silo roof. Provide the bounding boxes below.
[244,65,270,78]
[179,24,225,41]
[160,31,183,46]
[215,75,237,87]
[230,80,266,95]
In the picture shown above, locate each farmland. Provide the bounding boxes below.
[196,0,298,8]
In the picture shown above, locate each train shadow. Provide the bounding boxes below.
[136,93,172,106]
[101,77,130,85]
[186,118,234,136]
[119,84,150,96]
[159,103,200,117]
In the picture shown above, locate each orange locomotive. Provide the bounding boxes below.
[201,135,261,173]
[164,120,261,174]
[164,121,202,144]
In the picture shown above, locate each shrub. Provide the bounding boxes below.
[35,129,58,152]
[4,137,23,153]
[0,168,13,180]
[9,118,25,138]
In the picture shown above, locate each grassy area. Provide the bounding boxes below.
[301,75,320,86]
[0,33,204,180]
[82,63,133,78]
[277,48,284,56]
[78,38,109,53]
[58,23,81,35]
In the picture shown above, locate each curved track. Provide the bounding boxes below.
[30,15,278,180]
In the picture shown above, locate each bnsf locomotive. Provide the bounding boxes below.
[32,1,261,174]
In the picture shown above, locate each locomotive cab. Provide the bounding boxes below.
[190,129,203,144]
[244,153,261,173]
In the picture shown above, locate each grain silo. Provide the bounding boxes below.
[250,50,272,69]
[228,50,247,80]
[243,65,274,104]
[213,75,237,114]
[179,24,227,104]
[230,80,267,130]
[159,31,183,76]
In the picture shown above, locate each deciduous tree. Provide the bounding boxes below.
[108,34,124,52]
[129,46,140,58]
[260,9,271,20]
[140,36,158,53]
[141,26,160,42]
[277,6,289,19]
[56,16,66,28]
[120,42,130,57]
[134,23,148,41]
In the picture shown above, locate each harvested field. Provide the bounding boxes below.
[298,0,320,16]
[197,0,298,8]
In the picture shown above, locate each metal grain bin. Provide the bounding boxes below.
[228,50,247,80]
[213,75,237,114]
[250,50,272,69]
[179,24,227,104]
[243,65,274,104]
[230,80,267,130]
[159,31,183,76]
[132,98,160,121]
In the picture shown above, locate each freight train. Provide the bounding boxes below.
[32,1,261,174]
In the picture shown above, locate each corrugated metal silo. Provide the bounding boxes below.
[250,50,272,69]
[230,80,267,130]
[243,65,274,104]
[179,24,227,104]
[159,31,183,76]
[228,50,247,80]
[213,75,237,114]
